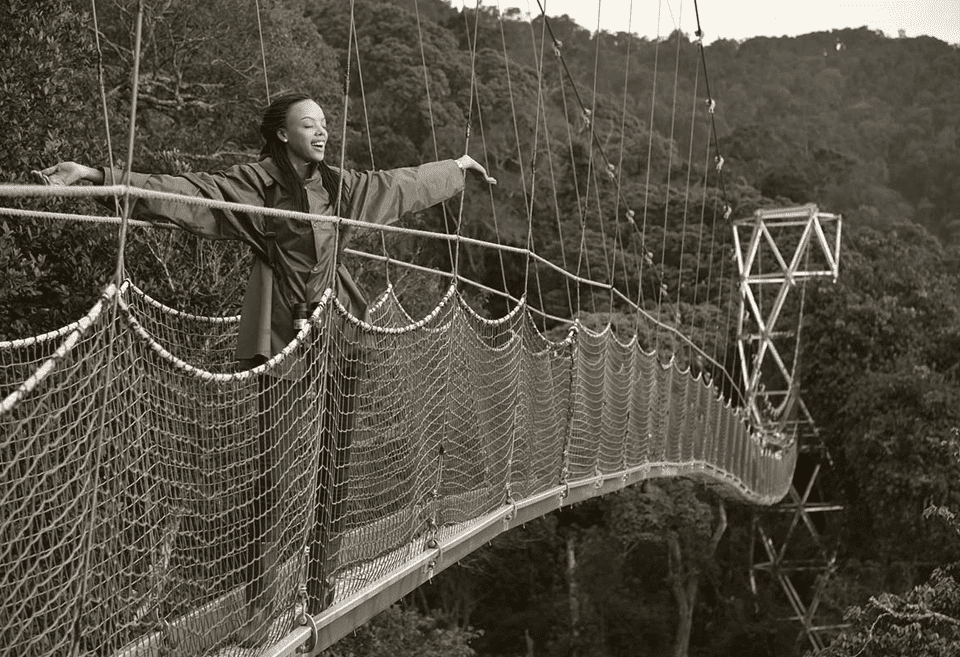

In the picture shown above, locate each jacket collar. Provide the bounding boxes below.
[255,157,321,190]
[254,158,282,186]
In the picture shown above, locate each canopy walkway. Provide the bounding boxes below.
[2,274,796,656]
[1,197,844,656]
[0,0,844,654]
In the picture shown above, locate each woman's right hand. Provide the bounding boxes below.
[455,155,497,185]
[33,162,104,186]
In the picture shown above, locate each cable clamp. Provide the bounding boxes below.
[625,209,636,225]
[706,98,716,114]
[723,205,733,221]
[552,40,563,57]
[424,531,443,579]
[503,496,518,528]
[606,162,616,179]
[715,155,724,172]
[296,545,310,610]
[296,612,319,654]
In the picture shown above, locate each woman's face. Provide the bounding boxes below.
[278,99,328,168]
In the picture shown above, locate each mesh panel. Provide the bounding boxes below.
[1,283,793,655]
[1,296,115,656]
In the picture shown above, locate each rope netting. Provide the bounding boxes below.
[0,0,811,654]
[1,276,793,656]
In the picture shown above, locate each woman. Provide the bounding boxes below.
[39,92,496,631]
[39,92,495,363]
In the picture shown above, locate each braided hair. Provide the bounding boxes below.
[259,92,343,212]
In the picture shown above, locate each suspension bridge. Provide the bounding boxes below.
[0,1,842,655]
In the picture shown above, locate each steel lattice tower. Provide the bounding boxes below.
[733,205,846,652]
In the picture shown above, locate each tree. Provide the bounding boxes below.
[817,500,960,657]
[414,516,569,657]
[0,0,114,337]
[836,369,960,565]
[610,480,728,657]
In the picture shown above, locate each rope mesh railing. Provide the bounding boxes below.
[1,278,795,656]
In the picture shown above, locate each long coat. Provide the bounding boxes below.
[105,158,464,361]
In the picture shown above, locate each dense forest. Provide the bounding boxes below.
[2,0,960,655]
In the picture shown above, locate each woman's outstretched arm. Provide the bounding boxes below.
[33,161,273,252]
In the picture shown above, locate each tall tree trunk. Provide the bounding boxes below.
[566,533,580,657]
[668,534,695,657]
[670,501,728,657]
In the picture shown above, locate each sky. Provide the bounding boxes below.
[485,0,960,45]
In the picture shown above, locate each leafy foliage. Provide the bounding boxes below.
[818,506,960,657]
[801,222,960,567]
[0,0,116,336]
[321,604,479,657]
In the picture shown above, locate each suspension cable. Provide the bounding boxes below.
[452,0,485,283]
[654,0,685,355]
[613,0,636,318]
[90,0,118,215]
[691,100,716,366]
[113,0,144,287]
[411,0,459,288]
[519,0,549,325]
[456,5,516,314]
[536,68,576,319]
[253,0,270,103]
[692,0,731,216]
[672,42,702,365]
[635,0,663,334]
[332,0,357,267]
[585,3,616,317]
[532,1,637,232]
[554,38,588,315]
[542,18,599,319]
[492,0,528,299]
[73,2,145,650]
[346,12,387,283]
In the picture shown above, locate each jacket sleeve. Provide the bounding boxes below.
[100,165,272,246]
[339,160,464,226]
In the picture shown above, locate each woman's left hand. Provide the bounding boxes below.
[455,155,497,185]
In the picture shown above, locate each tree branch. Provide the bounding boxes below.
[709,500,727,554]
[855,598,960,657]
[872,597,960,627]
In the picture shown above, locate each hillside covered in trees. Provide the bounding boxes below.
[2,0,959,655]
